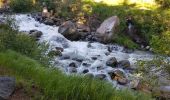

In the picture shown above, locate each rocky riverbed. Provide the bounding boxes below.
[10,14,156,89]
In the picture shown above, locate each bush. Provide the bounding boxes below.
[10,0,33,13]
[0,24,50,66]
[150,31,170,56]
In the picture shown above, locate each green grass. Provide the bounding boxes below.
[0,50,152,100]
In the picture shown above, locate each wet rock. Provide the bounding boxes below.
[44,18,54,25]
[31,12,43,22]
[69,62,77,68]
[95,74,106,80]
[105,52,110,56]
[106,57,117,67]
[117,77,128,85]
[109,70,127,85]
[51,36,69,48]
[82,69,89,74]
[29,30,43,39]
[68,67,77,73]
[122,48,134,53]
[72,58,83,62]
[96,16,120,43]
[82,63,90,67]
[113,70,126,78]
[0,77,15,100]
[58,21,81,41]
[117,60,130,69]
[51,17,62,26]
[91,57,97,60]
[55,47,64,52]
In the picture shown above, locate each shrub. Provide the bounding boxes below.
[0,24,50,66]
[150,31,170,56]
[10,0,33,13]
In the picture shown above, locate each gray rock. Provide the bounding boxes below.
[29,30,43,39]
[82,69,89,74]
[117,60,130,69]
[69,62,77,68]
[68,67,77,73]
[106,57,117,67]
[58,21,81,41]
[44,18,55,25]
[96,16,120,43]
[113,70,126,78]
[51,36,69,48]
[0,77,15,100]
[117,78,128,85]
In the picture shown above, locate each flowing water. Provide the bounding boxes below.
[8,14,155,88]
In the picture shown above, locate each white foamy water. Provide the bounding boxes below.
[13,14,154,88]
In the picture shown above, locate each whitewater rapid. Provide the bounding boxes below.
[13,14,154,88]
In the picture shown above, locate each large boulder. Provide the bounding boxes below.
[58,21,81,41]
[0,77,15,100]
[96,16,120,43]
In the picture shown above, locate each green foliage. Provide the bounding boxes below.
[0,50,152,100]
[114,34,139,49]
[150,31,170,56]
[155,0,170,8]
[0,24,50,66]
[10,0,33,13]
[136,57,170,89]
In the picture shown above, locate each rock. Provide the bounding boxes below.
[76,23,90,32]
[29,30,43,39]
[68,67,77,73]
[117,60,130,69]
[91,57,97,60]
[106,57,117,67]
[82,62,90,67]
[50,36,69,48]
[153,86,170,99]
[132,81,151,93]
[55,47,64,52]
[95,74,106,80]
[113,70,126,78]
[51,17,61,26]
[122,48,134,53]
[31,12,43,22]
[0,77,15,100]
[117,77,128,85]
[109,70,127,85]
[58,21,81,41]
[96,16,120,43]
[72,58,83,62]
[129,79,140,89]
[69,62,77,68]
[82,69,89,74]
[44,18,54,25]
